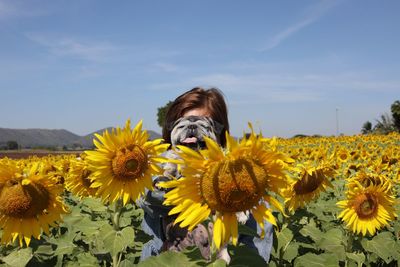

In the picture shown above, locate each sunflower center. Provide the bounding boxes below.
[354,193,378,219]
[200,158,266,212]
[0,179,50,218]
[112,145,148,180]
[293,170,324,195]
[81,169,92,188]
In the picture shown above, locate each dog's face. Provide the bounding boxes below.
[169,116,223,150]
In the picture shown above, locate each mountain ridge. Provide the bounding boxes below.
[0,127,162,149]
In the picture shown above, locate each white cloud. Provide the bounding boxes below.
[151,62,180,73]
[25,33,119,62]
[149,69,400,105]
[261,0,338,51]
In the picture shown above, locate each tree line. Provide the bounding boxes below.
[361,100,400,134]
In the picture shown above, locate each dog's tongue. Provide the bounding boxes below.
[182,137,198,144]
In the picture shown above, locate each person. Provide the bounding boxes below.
[137,87,273,263]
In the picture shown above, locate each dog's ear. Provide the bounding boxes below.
[168,117,183,131]
[210,119,224,134]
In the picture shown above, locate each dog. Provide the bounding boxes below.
[169,115,223,150]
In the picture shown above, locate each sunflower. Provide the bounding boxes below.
[85,119,169,205]
[35,156,67,185]
[347,170,391,189]
[0,160,68,246]
[281,161,335,212]
[337,180,397,236]
[65,154,97,198]
[336,148,351,163]
[159,126,291,249]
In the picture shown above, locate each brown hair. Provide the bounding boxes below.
[163,87,229,147]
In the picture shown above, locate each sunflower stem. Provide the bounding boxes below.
[345,232,354,253]
[344,232,355,267]
[112,199,123,267]
[112,199,123,231]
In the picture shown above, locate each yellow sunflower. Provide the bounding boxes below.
[336,148,351,163]
[347,170,391,190]
[0,160,68,246]
[282,161,335,212]
[65,154,97,199]
[337,180,397,236]
[159,127,291,249]
[85,119,169,205]
[35,156,67,185]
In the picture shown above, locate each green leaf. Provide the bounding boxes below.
[182,246,209,265]
[294,253,339,267]
[53,237,77,256]
[75,252,99,267]
[119,259,136,267]
[228,244,267,267]
[299,220,323,244]
[2,248,33,267]
[47,231,77,256]
[90,235,108,255]
[62,211,85,227]
[346,252,365,267]
[136,250,204,267]
[119,216,132,228]
[34,245,54,256]
[92,224,118,254]
[206,259,227,267]
[99,223,114,236]
[317,228,345,261]
[103,229,125,257]
[283,242,299,262]
[82,197,107,212]
[361,232,400,264]
[120,226,135,248]
[122,204,144,219]
[63,215,104,237]
[237,224,259,238]
[276,227,294,252]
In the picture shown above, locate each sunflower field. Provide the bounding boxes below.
[0,120,399,267]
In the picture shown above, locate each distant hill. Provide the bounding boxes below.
[0,127,162,149]
[76,128,162,148]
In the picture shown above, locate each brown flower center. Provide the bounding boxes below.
[81,169,92,188]
[360,176,383,188]
[0,179,50,218]
[339,153,348,161]
[112,144,148,180]
[293,170,324,195]
[354,193,378,219]
[200,158,267,212]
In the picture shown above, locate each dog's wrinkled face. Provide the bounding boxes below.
[170,116,223,150]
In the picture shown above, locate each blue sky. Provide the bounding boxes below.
[0,0,399,138]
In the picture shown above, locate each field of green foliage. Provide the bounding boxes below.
[0,132,399,267]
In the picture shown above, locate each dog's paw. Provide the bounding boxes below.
[217,245,231,264]
[236,211,250,224]
[162,150,181,178]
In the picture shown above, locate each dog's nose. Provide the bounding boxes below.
[187,124,197,136]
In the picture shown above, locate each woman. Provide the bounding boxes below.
[138,87,273,263]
